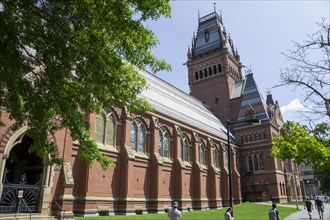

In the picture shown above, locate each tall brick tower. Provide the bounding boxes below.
[186,11,243,123]
[187,10,302,204]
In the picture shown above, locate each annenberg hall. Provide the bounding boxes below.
[0,10,303,219]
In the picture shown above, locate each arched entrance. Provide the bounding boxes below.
[0,135,43,213]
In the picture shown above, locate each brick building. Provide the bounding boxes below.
[0,11,302,218]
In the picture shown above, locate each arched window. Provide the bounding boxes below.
[225,151,229,170]
[158,128,169,157]
[181,136,190,162]
[248,155,253,172]
[95,113,116,146]
[195,72,198,80]
[253,154,259,170]
[130,119,146,153]
[259,154,264,170]
[218,64,222,73]
[199,143,206,165]
[248,153,264,171]
[235,153,239,171]
[213,147,219,168]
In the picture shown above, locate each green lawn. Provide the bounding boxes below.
[75,202,299,220]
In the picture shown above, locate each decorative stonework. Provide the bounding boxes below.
[0,122,23,151]
[193,132,200,141]
[154,153,164,165]
[221,142,227,151]
[152,116,160,128]
[174,125,182,136]
[63,162,74,187]
[125,147,136,161]
[208,137,215,147]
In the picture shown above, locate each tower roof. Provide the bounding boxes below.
[192,12,235,58]
[236,73,269,123]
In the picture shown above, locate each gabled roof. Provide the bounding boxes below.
[139,70,228,140]
[235,73,269,123]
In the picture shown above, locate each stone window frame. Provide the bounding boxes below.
[247,152,264,172]
[181,134,191,163]
[213,146,220,168]
[95,111,116,147]
[193,59,223,82]
[158,127,170,158]
[199,142,206,165]
[130,119,146,153]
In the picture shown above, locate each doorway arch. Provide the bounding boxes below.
[0,128,45,213]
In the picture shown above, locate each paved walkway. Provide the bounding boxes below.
[283,202,330,220]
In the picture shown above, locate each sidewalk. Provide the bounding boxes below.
[283,203,330,220]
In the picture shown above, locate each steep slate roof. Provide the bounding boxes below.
[235,73,269,123]
[139,70,228,140]
[192,12,235,58]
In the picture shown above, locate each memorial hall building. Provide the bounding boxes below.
[0,11,303,218]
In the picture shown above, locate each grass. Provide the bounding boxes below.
[74,202,299,220]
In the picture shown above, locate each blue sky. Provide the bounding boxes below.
[145,0,329,123]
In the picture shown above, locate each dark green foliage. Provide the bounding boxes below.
[0,0,171,168]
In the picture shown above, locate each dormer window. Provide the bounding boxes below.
[204,30,209,43]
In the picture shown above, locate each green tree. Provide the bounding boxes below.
[272,121,330,193]
[0,0,171,168]
[310,123,330,193]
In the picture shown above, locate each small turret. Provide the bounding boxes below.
[235,47,240,61]
[187,45,192,61]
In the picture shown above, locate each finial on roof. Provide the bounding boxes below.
[219,10,223,24]
[245,66,253,75]
[187,45,192,60]
[198,10,200,20]
[235,47,240,60]
[213,2,216,13]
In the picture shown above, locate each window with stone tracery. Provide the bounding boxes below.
[130,119,146,153]
[199,142,206,165]
[213,147,220,168]
[158,128,169,158]
[181,135,190,162]
[247,153,264,172]
[95,112,116,146]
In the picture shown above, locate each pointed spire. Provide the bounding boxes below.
[187,45,192,61]
[235,47,240,61]
[223,27,227,39]
[219,10,223,24]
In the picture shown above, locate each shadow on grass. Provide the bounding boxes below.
[74,202,299,220]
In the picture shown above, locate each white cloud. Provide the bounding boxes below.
[280,99,313,122]
[281,98,307,114]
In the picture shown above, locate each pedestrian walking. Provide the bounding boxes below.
[269,202,281,220]
[168,201,181,220]
[304,197,313,219]
[315,196,325,219]
[224,207,234,220]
